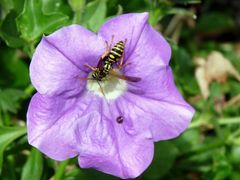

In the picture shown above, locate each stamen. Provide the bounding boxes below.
[86,71,127,101]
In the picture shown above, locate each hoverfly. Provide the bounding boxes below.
[84,36,141,83]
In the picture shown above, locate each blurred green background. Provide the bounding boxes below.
[0,0,240,179]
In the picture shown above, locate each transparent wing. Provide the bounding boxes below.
[109,69,141,82]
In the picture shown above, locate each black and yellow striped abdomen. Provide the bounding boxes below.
[107,41,124,63]
[91,40,125,81]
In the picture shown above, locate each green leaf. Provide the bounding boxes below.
[231,172,240,180]
[42,0,72,15]
[0,0,14,21]
[212,150,232,180]
[82,0,107,32]
[230,145,240,164]
[12,0,25,14]
[0,126,26,174]
[21,148,43,180]
[63,164,118,180]
[197,12,235,33]
[149,9,161,26]
[16,0,69,42]
[0,89,26,113]
[172,46,199,95]
[63,168,88,180]
[68,0,86,12]
[174,128,201,153]
[144,141,179,179]
[0,11,24,48]
[173,0,201,4]
[0,47,29,88]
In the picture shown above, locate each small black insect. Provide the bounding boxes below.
[116,116,124,123]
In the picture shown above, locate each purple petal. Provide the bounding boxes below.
[27,92,104,160]
[76,106,154,178]
[116,67,195,141]
[116,94,194,141]
[98,13,149,60]
[124,21,171,77]
[98,12,171,74]
[27,92,153,178]
[27,93,79,160]
[46,25,106,69]
[30,25,105,96]
[128,66,187,102]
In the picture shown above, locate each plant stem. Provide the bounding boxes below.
[68,0,86,24]
[54,160,70,180]
[228,128,240,143]
[73,11,82,24]
[189,116,240,129]
[218,117,240,125]
[164,15,183,37]
[179,140,226,159]
[24,84,35,98]
[7,155,17,180]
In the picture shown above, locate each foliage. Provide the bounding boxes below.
[0,0,240,179]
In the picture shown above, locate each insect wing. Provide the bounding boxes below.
[119,74,141,82]
[96,56,105,68]
[109,70,141,82]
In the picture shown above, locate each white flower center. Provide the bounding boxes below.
[86,71,127,101]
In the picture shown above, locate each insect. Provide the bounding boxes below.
[82,38,141,97]
[87,40,125,81]
[116,116,124,123]
[85,37,141,82]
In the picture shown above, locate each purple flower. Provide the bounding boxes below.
[27,12,195,179]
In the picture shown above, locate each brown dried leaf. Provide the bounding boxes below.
[195,65,209,99]
[194,51,240,99]
[205,51,240,82]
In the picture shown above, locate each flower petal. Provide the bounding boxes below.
[30,25,105,96]
[77,123,153,179]
[128,66,186,102]
[27,93,79,160]
[98,13,149,60]
[27,91,154,178]
[98,12,171,77]
[73,99,154,179]
[116,67,195,141]
[124,22,171,77]
[27,92,106,160]
[116,94,194,141]
[111,124,154,178]
[46,25,106,69]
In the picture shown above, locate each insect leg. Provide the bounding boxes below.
[119,61,132,70]
[79,77,95,81]
[101,42,110,59]
[84,63,97,71]
[101,35,115,60]
[118,55,124,68]
[109,35,114,50]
